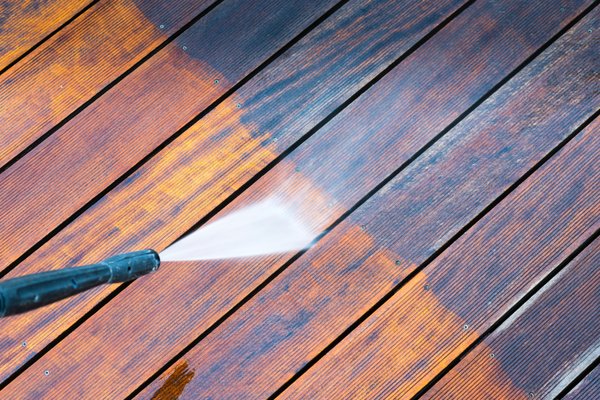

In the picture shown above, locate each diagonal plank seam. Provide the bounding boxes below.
[0,0,226,175]
[415,227,600,399]
[553,355,600,399]
[270,105,599,399]
[127,3,599,398]
[0,1,100,77]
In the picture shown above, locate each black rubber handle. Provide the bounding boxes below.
[0,250,160,317]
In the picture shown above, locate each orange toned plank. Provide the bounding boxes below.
[0,0,92,71]
[564,364,600,400]
[0,0,469,391]
[425,237,600,399]
[0,0,341,271]
[279,126,599,398]
[0,0,216,167]
[132,15,599,399]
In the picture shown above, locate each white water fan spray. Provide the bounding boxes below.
[159,199,315,262]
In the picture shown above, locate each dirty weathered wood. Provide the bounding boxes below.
[0,0,215,167]
[0,0,468,389]
[0,0,340,272]
[424,236,600,399]
[133,13,599,399]
[0,0,92,71]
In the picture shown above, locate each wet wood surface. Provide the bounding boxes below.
[0,0,215,168]
[0,0,598,398]
[134,13,600,398]
[0,0,340,272]
[279,109,599,399]
[0,0,92,71]
[0,0,467,387]
[424,236,600,399]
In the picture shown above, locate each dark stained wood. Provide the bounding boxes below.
[0,0,469,390]
[130,14,599,398]
[278,121,599,398]
[0,0,340,271]
[0,0,215,167]
[564,364,600,400]
[424,236,599,399]
[0,0,92,70]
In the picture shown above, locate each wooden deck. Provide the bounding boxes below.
[0,0,598,398]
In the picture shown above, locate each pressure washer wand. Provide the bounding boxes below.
[0,250,160,317]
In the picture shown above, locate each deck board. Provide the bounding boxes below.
[0,0,598,398]
[0,0,93,72]
[424,236,599,399]
[0,0,466,386]
[0,0,215,168]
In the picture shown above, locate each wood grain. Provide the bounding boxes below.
[0,0,214,167]
[133,13,599,399]
[0,0,468,391]
[0,0,92,71]
[425,236,600,399]
[564,364,600,400]
[0,0,340,271]
[280,120,599,398]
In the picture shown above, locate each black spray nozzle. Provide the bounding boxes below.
[0,250,160,318]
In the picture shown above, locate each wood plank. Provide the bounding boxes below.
[0,0,215,168]
[278,119,599,397]
[0,0,92,71]
[564,364,600,400]
[0,0,341,272]
[0,0,469,390]
[132,13,599,399]
[424,237,600,399]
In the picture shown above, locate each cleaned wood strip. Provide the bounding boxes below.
[0,0,341,271]
[0,0,468,390]
[424,237,600,399]
[279,120,599,398]
[564,364,600,400]
[0,0,92,71]
[0,0,216,168]
[132,14,599,399]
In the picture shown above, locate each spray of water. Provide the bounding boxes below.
[159,199,314,261]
